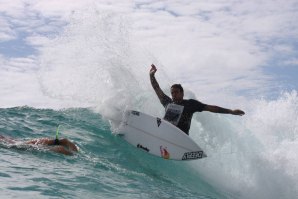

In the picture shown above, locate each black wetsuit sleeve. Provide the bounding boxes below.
[190,99,207,112]
[160,94,172,107]
[150,74,172,107]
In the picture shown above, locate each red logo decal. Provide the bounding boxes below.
[160,146,170,159]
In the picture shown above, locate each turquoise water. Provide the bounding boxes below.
[0,107,224,199]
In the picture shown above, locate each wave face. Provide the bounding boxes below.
[1,91,297,199]
[0,107,223,199]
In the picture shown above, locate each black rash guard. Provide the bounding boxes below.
[159,94,206,135]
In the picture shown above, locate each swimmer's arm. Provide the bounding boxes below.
[0,135,16,144]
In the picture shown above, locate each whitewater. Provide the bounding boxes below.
[0,10,297,199]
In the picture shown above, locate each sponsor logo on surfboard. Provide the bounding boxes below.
[182,151,204,160]
[137,144,150,152]
[156,118,161,127]
[160,146,170,159]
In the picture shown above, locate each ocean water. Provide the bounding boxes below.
[1,93,298,199]
[1,9,298,199]
[0,107,222,199]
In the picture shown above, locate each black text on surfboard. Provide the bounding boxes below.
[182,151,204,160]
[137,144,150,152]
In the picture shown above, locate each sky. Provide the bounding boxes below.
[0,0,298,108]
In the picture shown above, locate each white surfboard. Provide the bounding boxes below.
[116,110,207,161]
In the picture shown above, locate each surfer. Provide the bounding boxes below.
[0,135,78,156]
[149,64,245,135]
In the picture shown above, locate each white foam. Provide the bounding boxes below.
[189,91,298,199]
[38,9,166,112]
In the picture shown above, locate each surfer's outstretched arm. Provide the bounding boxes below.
[149,64,171,106]
[203,105,245,116]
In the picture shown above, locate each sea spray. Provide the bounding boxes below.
[38,9,166,112]
[188,91,298,199]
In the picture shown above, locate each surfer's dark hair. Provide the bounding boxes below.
[171,84,184,93]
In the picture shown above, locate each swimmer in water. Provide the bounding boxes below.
[0,126,79,155]
[0,135,78,155]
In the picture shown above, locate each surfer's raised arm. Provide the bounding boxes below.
[149,64,171,106]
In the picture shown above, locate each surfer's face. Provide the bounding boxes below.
[171,87,183,102]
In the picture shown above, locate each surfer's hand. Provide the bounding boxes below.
[232,109,245,116]
[150,64,157,76]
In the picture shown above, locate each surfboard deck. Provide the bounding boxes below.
[116,110,207,161]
